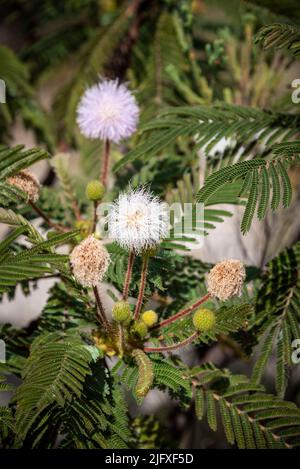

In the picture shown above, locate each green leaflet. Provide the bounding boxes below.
[253,242,300,397]
[132,349,154,398]
[255,23,300,57]
[192,365,300,449]
[0,145,50,180]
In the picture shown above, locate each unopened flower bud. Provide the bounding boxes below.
[193,308,216,332]
[112,301,132,323]
[142,310,158,327]
[86,180,105,201]
[132,321,148,338]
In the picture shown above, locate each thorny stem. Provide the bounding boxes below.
[153,293,211,330]
[92,286,111,333]
[29,201,68,233]
[134,255,149,320]
[101,140,110,187]
[144,331,199,353]
[122,251,135,300]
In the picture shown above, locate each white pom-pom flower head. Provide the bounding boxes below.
[107,188,169,253]
[76,78,139,143]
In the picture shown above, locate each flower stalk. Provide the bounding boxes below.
[134,255,149,320]
[92,200,99,233]
[152,293,211,330]
[93,285,111,333]
[122,251,135,300]
[29,201,68,233]
[101,139,110,187]
[144,331,199,353]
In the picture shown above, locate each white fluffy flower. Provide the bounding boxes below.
[76,78,139,143]
[107,188,169,253]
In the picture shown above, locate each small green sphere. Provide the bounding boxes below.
[142,310,158,327]
[132,321,148,338]
[112,301,132,323]
[86,180,105,201]
[193,308,216,332]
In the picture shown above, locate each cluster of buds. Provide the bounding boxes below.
[7,80,247,362]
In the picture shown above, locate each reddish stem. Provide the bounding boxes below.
[122,251,135,300]
[144,332,199,353]
[30,201,68,233]
[153,293,211,330]
[133,256,149,320]
[93,286,111,333]
[91,200,99,233]
[101,140,110,187]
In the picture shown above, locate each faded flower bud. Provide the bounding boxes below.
[7,170,40,203]
[207,259,246,301]
[70,235,110,287]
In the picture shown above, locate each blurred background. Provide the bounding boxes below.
[1,0,300,448]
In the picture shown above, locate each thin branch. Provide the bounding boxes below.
[144,332,199,353]
[100,139,110,187]
[92,285,111,333]
[122,250,135,300]
[153,293,211,330]
[30,201,68,233]
[91,200,99,234]
[133,255,149,320]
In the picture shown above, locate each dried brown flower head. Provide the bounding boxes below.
[70,235,110,287]
[7,170,40,203]
[207,259,246,301]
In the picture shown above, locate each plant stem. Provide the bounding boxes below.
[118,324,124,357]
[144,331,199,353]
[134,255,149,320]
[91,200,99,233]
[122,250,135,300]
[92,286,111,333]
[29,201,68,233]
[153,293,211,330]
[101,139,110,187]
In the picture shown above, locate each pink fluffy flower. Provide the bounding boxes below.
[76,79,139,143]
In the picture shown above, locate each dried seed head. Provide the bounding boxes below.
[7,170,40,203]
[207,259,246,301]
[70,235,110,287]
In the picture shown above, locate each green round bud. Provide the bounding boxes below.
[142,310,158,327]
[132,321,148,338]
[193,308,216,332]
[112,301,132,323]
[86,180,105,201]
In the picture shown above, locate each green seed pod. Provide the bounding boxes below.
[132,321,148,338]
[86,180,105,201]
[193,308,216,332]
[142,310,158,327]
[132,349,154,398]
[112,301,132,323]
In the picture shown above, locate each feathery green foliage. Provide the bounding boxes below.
[255,23,300,57]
